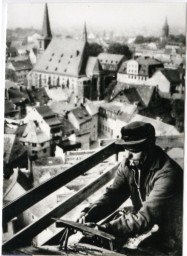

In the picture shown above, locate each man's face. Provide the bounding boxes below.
[124,147,149,166]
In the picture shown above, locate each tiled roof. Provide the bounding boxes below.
[85,57,102,77]
[71,107,91,125]
[35,105,55,118]
[11,59,32,71]
[21,121,50,143]
[33,37,86,77]
[35,105,62,127]
[49,100,75,117]
[136,86,155,106]
[27,88,50,105]
[137,57,162,66]
[98,53,124,63]
[99,102,135,123]
[44,116,62,126]
[85,102,99,116]
[111,83,155,107]
[161,69,181,84]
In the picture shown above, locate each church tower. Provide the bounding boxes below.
[162,17,169,39]
[82,22,87,42]
[38,3,52,54]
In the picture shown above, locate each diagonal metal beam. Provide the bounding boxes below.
[3,141,117,223]
[2,163,119,252]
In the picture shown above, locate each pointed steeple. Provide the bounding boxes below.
[164,17,168,27]
[83,21,87,42]
[162,16,169,38]
[42,3,52,39]
[38,3,52,53]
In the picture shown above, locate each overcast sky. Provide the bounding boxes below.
[5,2,187,35]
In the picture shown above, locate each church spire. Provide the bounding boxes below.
[42,3,52,39]
[83,21,87,42]
[38,3,52,54]
[162,16,169,38]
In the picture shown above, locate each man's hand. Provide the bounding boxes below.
[77,212,87,224]
[76,205,100,223]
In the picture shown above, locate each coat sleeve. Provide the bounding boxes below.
[83,160,130,222]
[107,169,181,237]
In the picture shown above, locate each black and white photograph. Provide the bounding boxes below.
[1,1,186,255]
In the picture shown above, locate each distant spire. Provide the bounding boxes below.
[42,3,52,39]
[162,16,169,38]
[83,21,87,42]
[164,17,168,27]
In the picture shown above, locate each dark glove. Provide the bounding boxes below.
[77,204,101,223]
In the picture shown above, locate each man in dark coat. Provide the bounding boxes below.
[78,122,183,255]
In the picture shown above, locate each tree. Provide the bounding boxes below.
[6,68,17,82]
[88,43,103,57]
[134,35,145,44]
[107,43,132,59]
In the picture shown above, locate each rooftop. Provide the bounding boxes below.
[98,53,125,64]
[70,107,91,125]
[10,59,32,71]
[35,105,56,118]
[34,37,86,77]
[136,56,162,66]
[20,121,50,144]
[161,69,181,83]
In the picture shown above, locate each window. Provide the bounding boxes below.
[43,148,47,153]
[32,150,37,154]
[61,54,63,57]
[32,143,36,147]
[52,53,55,56]
[49,58,52,62]
[55,67,58,71]
[58,60,61,63]
[41,143,44,146]
[46,66,48,70]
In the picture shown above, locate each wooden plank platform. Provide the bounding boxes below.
[3,244,125,255]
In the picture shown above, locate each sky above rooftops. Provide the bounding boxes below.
[6,1,186,36]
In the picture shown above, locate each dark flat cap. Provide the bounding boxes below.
[116,121,155,146]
